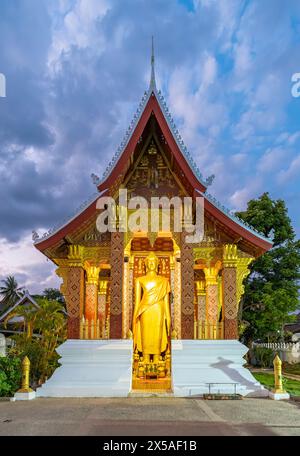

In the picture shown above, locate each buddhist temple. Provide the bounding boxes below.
[34,45,272,397]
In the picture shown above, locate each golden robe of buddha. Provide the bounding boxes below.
[133,253,171,364]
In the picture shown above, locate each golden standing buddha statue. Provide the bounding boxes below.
[132,252,171,365]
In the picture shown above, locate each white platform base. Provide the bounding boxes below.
[172,340,269,397]
[36,340,132,397]
[13,391,36,401]
[36,339,267,398]
[269,391,290,400]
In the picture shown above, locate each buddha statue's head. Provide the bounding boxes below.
[145,252,159,272]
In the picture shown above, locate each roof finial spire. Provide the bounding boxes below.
[149,35,156,90]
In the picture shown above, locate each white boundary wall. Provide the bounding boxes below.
[253,342,300,364]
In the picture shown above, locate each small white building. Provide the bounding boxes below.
[0,333,6,356]
[0,291,40,337]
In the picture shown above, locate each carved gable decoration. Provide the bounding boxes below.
[81,228,111,246]
[125,138,183,200]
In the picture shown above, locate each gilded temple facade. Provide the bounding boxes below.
[34,60,272,352]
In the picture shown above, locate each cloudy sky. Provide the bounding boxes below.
[0,0,300,293]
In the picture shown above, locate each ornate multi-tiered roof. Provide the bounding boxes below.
[34,43,272,256]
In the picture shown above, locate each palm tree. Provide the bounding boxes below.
[0,276,24,309]
[3,303,38,338]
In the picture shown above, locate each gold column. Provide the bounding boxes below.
[122,236,134,339]
[122,259,130,339]
[170,255,175,330]
[173,255,181,339]
[98,280,108,338]
[204,261,221,339]
[106,284,111,339]
[196,280,206,339]
[85,265,100,323]
[128,257,134,332]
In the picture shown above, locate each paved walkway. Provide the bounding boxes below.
[0,397,300,436]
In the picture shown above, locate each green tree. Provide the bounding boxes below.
[0,276,23,310]
[236,193,300,344]
[43,288,65,304]
[8,298,66,384]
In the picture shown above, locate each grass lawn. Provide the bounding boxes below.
[253,372,300,397]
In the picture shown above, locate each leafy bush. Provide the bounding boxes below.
[0,356,21,397]
[8,335,61,385]
[251,346,274,368]
[6,298,66,385]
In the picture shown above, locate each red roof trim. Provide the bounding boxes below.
[98,92,207,193]
[204,197,273,252]
[35,190,272,253]
[35,196,101,252]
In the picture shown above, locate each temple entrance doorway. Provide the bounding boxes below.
[125,232,179,392]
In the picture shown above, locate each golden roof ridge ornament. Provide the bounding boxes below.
[149,36,157,91]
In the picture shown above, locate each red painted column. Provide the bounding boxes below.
[180,232,194,339]
[223,267,238,339]
[223,245,238,340]
[57,266,84,339]
[110,232,124,339]
[84,266,99,323]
